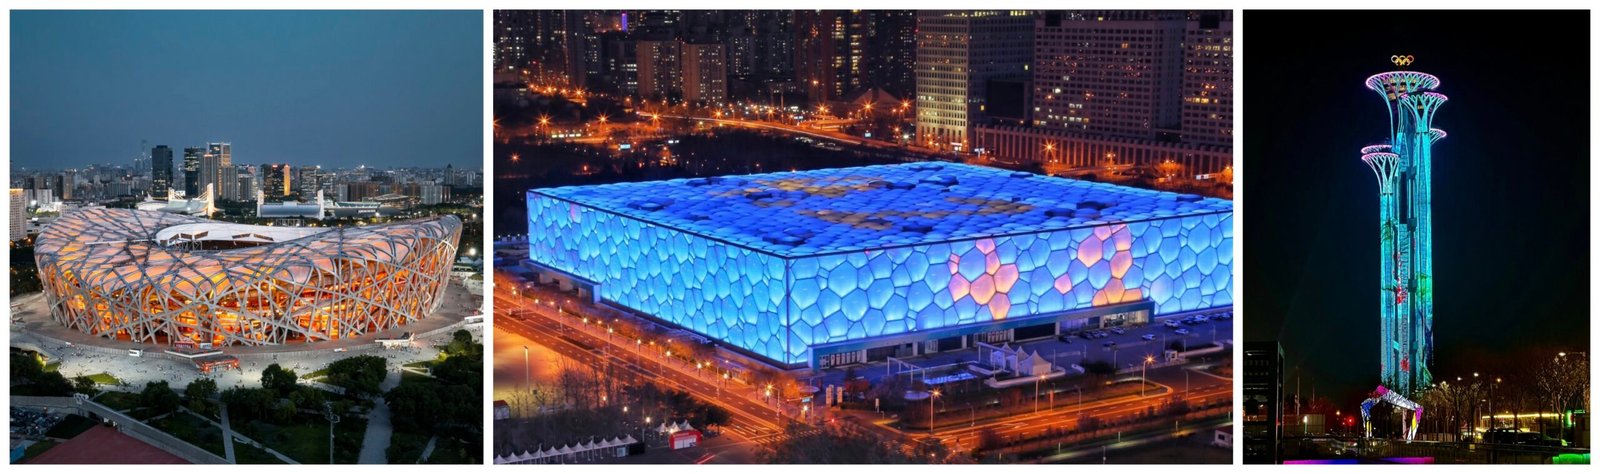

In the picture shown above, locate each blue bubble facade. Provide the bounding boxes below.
[527,163,1232,365]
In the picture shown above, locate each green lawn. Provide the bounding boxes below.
[148,412,226,458]
[95,390,142,412]
[235,414,367,464]
[402,360,437,370]
[232,441,288,464]
[302,368,329,380]
[84,372,120,385]
[42,414,98,439]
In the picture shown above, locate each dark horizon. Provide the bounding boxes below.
[1243,10,1590,404]
[10,10,483,170]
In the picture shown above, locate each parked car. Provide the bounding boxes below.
[1164,320,1181,328]
[1110,328,1126,335]
[1142,334,1157,341]
[1103,341,1118,348]
[1058,335,1076,343]
[1174,328,1191,335]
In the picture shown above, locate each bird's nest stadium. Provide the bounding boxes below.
[33,208,462,346]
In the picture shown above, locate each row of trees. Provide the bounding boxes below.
[385,329,484,464]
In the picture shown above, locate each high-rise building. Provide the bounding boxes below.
[681,42,728,105]
[636,39,683,100]
[56,170,76,201]
[794,10,869,102]
[493,10,534,70]
[218,165,240,201]
[864,10,918,98]
[420,184,451,205]
[1244,341,1283,464]
[1032,11,1186,139]
[10,189,26,242]
[182,146,204,197]
[263,164,292,198]
[237,165,258,202]
[914,10,1035,151]
[151,145,173,198]
[1182,11,1232,146]
[599,32,639,96]
[198,153,222,199]
[1362,60,1445,397]
[297,166,324,200]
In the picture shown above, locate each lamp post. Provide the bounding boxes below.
[523,345,530,391]
[929,389,941,436]
[1142,355,1155,397]
[1035,375,1045,413]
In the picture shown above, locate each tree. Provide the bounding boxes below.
[184,378,219,416]
[324,355,388,398]
[386,381,445,432]
[72,375,99,396]
[446,329,477,357]
[261,363,299,395]
[140,380,182,416]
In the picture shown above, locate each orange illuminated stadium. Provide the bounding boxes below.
[34,208,461,346]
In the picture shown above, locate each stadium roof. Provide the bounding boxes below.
[531,163,1229,256]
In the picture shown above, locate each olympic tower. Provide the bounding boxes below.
[1361,55,1446,395]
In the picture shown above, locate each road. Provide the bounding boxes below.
[493,291,801,461]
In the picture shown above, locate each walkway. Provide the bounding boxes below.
[218,403,237,463]
[357,370,403,464]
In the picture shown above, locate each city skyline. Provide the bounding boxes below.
[10,10,483,169]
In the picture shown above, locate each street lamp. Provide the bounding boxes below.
[929,389,941,436]
[1142,355,1155,396]
[522,345,530,391]
[1035,374,1047,413]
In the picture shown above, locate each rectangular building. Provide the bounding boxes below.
[526,163,1231,368]
[636,39,682,100]
[681,42,728,105]
[10,189,26,241]
[1244,341,1283,464]
[1181,12,1232,147]
[1031,11,1186,139]
[914,11,1035,152]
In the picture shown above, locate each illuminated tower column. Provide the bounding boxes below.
[1363,55,1446,395]
[1362,147,1401,390]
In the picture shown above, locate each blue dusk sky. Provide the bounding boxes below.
[10,10,482,170]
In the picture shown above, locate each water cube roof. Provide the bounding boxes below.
[532,163,1230,256]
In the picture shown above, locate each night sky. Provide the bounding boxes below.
[10,11,483,170]
[1244,11,1590,402]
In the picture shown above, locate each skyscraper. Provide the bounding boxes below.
[1361,57,1444,396]
[198,152,222,199]
[914,10,1035,151]
[681,42,727,105]
[182,146,203,197]
[151,145,173,198]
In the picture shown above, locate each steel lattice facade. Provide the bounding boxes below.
[35,208,462,346]
[527,163,1232,366]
